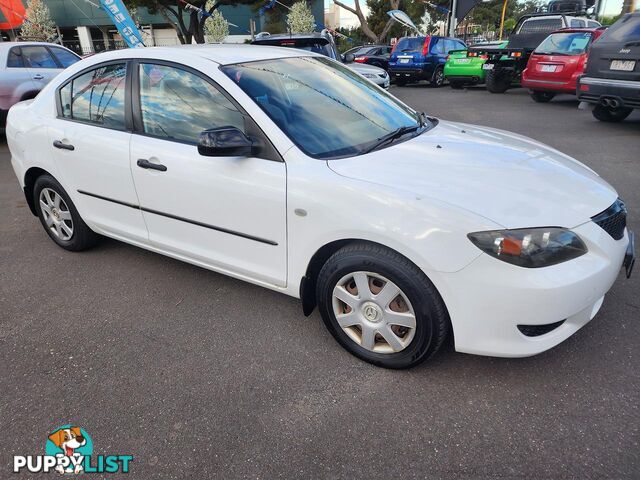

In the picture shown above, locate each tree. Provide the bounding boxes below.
[287,1,315,33]
[20,0,57,42]
[333,0,427,44]
[204,7,229,42]
[125,0,259,44]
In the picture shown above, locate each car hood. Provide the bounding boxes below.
[327,120,617,229]
[347,62,387,75]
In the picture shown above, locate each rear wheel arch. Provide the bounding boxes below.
[20,90,40,101]
[24,167,53,216]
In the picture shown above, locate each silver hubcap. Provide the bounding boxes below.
[332,271,417,354]
[39,188,73,241]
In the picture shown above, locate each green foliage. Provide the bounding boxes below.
[204,7,229,42]
[366,0,426,40]
[21,0,57,42]
[335,26,369,52]
[287,1,315,33]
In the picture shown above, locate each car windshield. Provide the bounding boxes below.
[395,37,425,52]
[222,56,427,159]
[535,32,592,55]
[597,14,640,43]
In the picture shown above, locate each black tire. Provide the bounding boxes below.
[430,67,445,87]
[395,78,407,86]
[449,80,465,90]
[33,174,98,251]
[485,69,510,93]
[530,91,556,103]
[592,104,633,123]
[316,242,450,369]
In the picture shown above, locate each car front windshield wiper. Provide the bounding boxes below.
[361,124,421,155]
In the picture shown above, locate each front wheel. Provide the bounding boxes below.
[316,242,450,369]
[592,104,633,122]
[530,91,556,103]
[34,174,98,251]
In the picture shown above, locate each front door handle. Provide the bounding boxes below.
[33,74,44,80]
[137,159,167,172]
[53,140,74,151]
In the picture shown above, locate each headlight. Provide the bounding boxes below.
[467,228,587,268]
[362,73,376,79]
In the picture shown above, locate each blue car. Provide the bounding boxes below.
[389,35,466,87]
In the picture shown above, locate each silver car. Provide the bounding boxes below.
[0,42,80,126]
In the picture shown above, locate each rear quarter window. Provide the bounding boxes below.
[598,14,640,43]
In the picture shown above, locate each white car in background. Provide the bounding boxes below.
[0,42,80,126]
[6,45,635,368]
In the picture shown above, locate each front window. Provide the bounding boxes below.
[222,56,427,159]
[20,46,58,68]
[535,32,592,55]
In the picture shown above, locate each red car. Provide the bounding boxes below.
[522,28,605,102]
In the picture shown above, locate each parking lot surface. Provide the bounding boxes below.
[1,86,639,479]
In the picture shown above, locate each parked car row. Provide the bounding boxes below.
[438,11,639,123]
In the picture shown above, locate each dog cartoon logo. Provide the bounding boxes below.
[45,425,93,474]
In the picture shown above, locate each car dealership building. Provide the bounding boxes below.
[0,0,324,54]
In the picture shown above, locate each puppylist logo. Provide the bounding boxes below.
[13,425,133,474]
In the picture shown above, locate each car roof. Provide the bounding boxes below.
[0,41,71,50]
[254,32,330,40]
[549,27,606,34]
[72,44,316,66]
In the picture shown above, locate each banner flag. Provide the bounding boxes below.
[99,0,145,48]
[386,9,420,33]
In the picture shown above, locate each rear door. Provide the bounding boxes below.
[20,45,63,89]
[429,37,448,73]
[585,14,640,81]
[3,47,38,101]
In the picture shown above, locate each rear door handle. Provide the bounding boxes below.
[53,140,74,151]
[33,74,44,80]
[137,159,167,172]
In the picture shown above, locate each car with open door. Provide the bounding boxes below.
[6,45,635,369]
[577,12,640,122]
[522,27,605,102]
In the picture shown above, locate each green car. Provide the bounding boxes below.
[444,41,508,89]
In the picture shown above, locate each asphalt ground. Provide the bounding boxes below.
[1,84,639,479]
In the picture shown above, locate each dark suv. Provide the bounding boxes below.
[577,12,640,122]
[388,35,466,86]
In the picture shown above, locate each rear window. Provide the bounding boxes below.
[253,38,336,59]
[535,32,593,55]
[394,37,426,53]
[597,14,640,43]
[518,18,564,34]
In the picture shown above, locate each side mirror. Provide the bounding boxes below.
[198,127,253,157]
[344,53,355,63]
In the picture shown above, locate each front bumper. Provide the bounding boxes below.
[577,76,640,109]
[433,221,631,357]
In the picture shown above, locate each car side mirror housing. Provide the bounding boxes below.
[344,53,355,63]
[198,127,253,157]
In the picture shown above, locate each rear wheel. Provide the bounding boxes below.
[530,91,556,103]
[33,174,98,251]
[592,104,633,122]
[316,242,449,369]
[485,69,511,93]
[430,67,445,87]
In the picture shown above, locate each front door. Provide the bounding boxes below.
[129,62,287,287]
[48,61,148,241]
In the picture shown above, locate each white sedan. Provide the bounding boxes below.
[7,45,635,369]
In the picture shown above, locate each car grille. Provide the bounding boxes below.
[517,320,565,337]
[591,198,627,241]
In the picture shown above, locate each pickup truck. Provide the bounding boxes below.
[469,13,601,93]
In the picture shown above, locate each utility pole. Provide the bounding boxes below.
[449,0,457,37]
